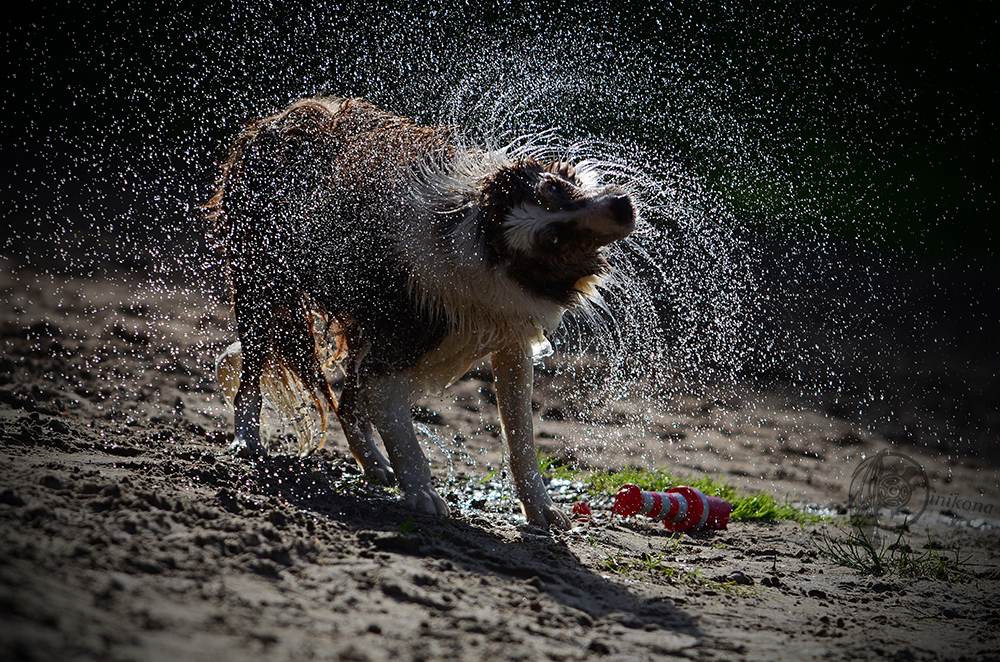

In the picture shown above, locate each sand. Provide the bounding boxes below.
[1,259,998,661]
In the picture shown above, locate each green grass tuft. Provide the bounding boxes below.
[535,451,580,482]
[817,525,972,583]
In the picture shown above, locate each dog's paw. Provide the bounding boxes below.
[353,448,396,486]
[522,499,571,530]
[364,460,396,487]
[402,486,450,517]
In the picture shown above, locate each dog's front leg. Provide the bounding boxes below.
[364,374,449,516]
[492,344,570,530]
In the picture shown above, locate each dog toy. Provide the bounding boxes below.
[612,484,732,532]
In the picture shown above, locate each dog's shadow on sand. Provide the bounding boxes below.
[237,452,706,640]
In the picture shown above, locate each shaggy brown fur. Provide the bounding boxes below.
[207,97,635,528]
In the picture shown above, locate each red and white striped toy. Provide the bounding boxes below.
[612,484,732,532]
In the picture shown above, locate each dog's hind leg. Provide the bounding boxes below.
[336,326,395,485]
[492,344,570,530]
[363,373,449,516]
[231,287,269,459]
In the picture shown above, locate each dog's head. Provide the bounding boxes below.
[480,159,636,304]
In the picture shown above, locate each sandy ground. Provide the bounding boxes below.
[1,259,998,662]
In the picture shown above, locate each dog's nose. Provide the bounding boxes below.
[609,194,635,227]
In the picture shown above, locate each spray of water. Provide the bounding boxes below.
[5,3,995,494]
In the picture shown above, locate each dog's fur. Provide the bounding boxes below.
[207,97,635,528]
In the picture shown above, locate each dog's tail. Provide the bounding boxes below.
[216,310,346,456]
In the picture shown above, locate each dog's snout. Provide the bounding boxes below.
[609,194,635,227]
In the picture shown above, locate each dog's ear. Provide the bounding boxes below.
[474,161,540,262]
[482,161,541,205]
[479,161,539,222]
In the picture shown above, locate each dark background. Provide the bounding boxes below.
[3,1,998,457]
[5,1,997,263]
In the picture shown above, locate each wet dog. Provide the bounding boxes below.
[207,97,635,528]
